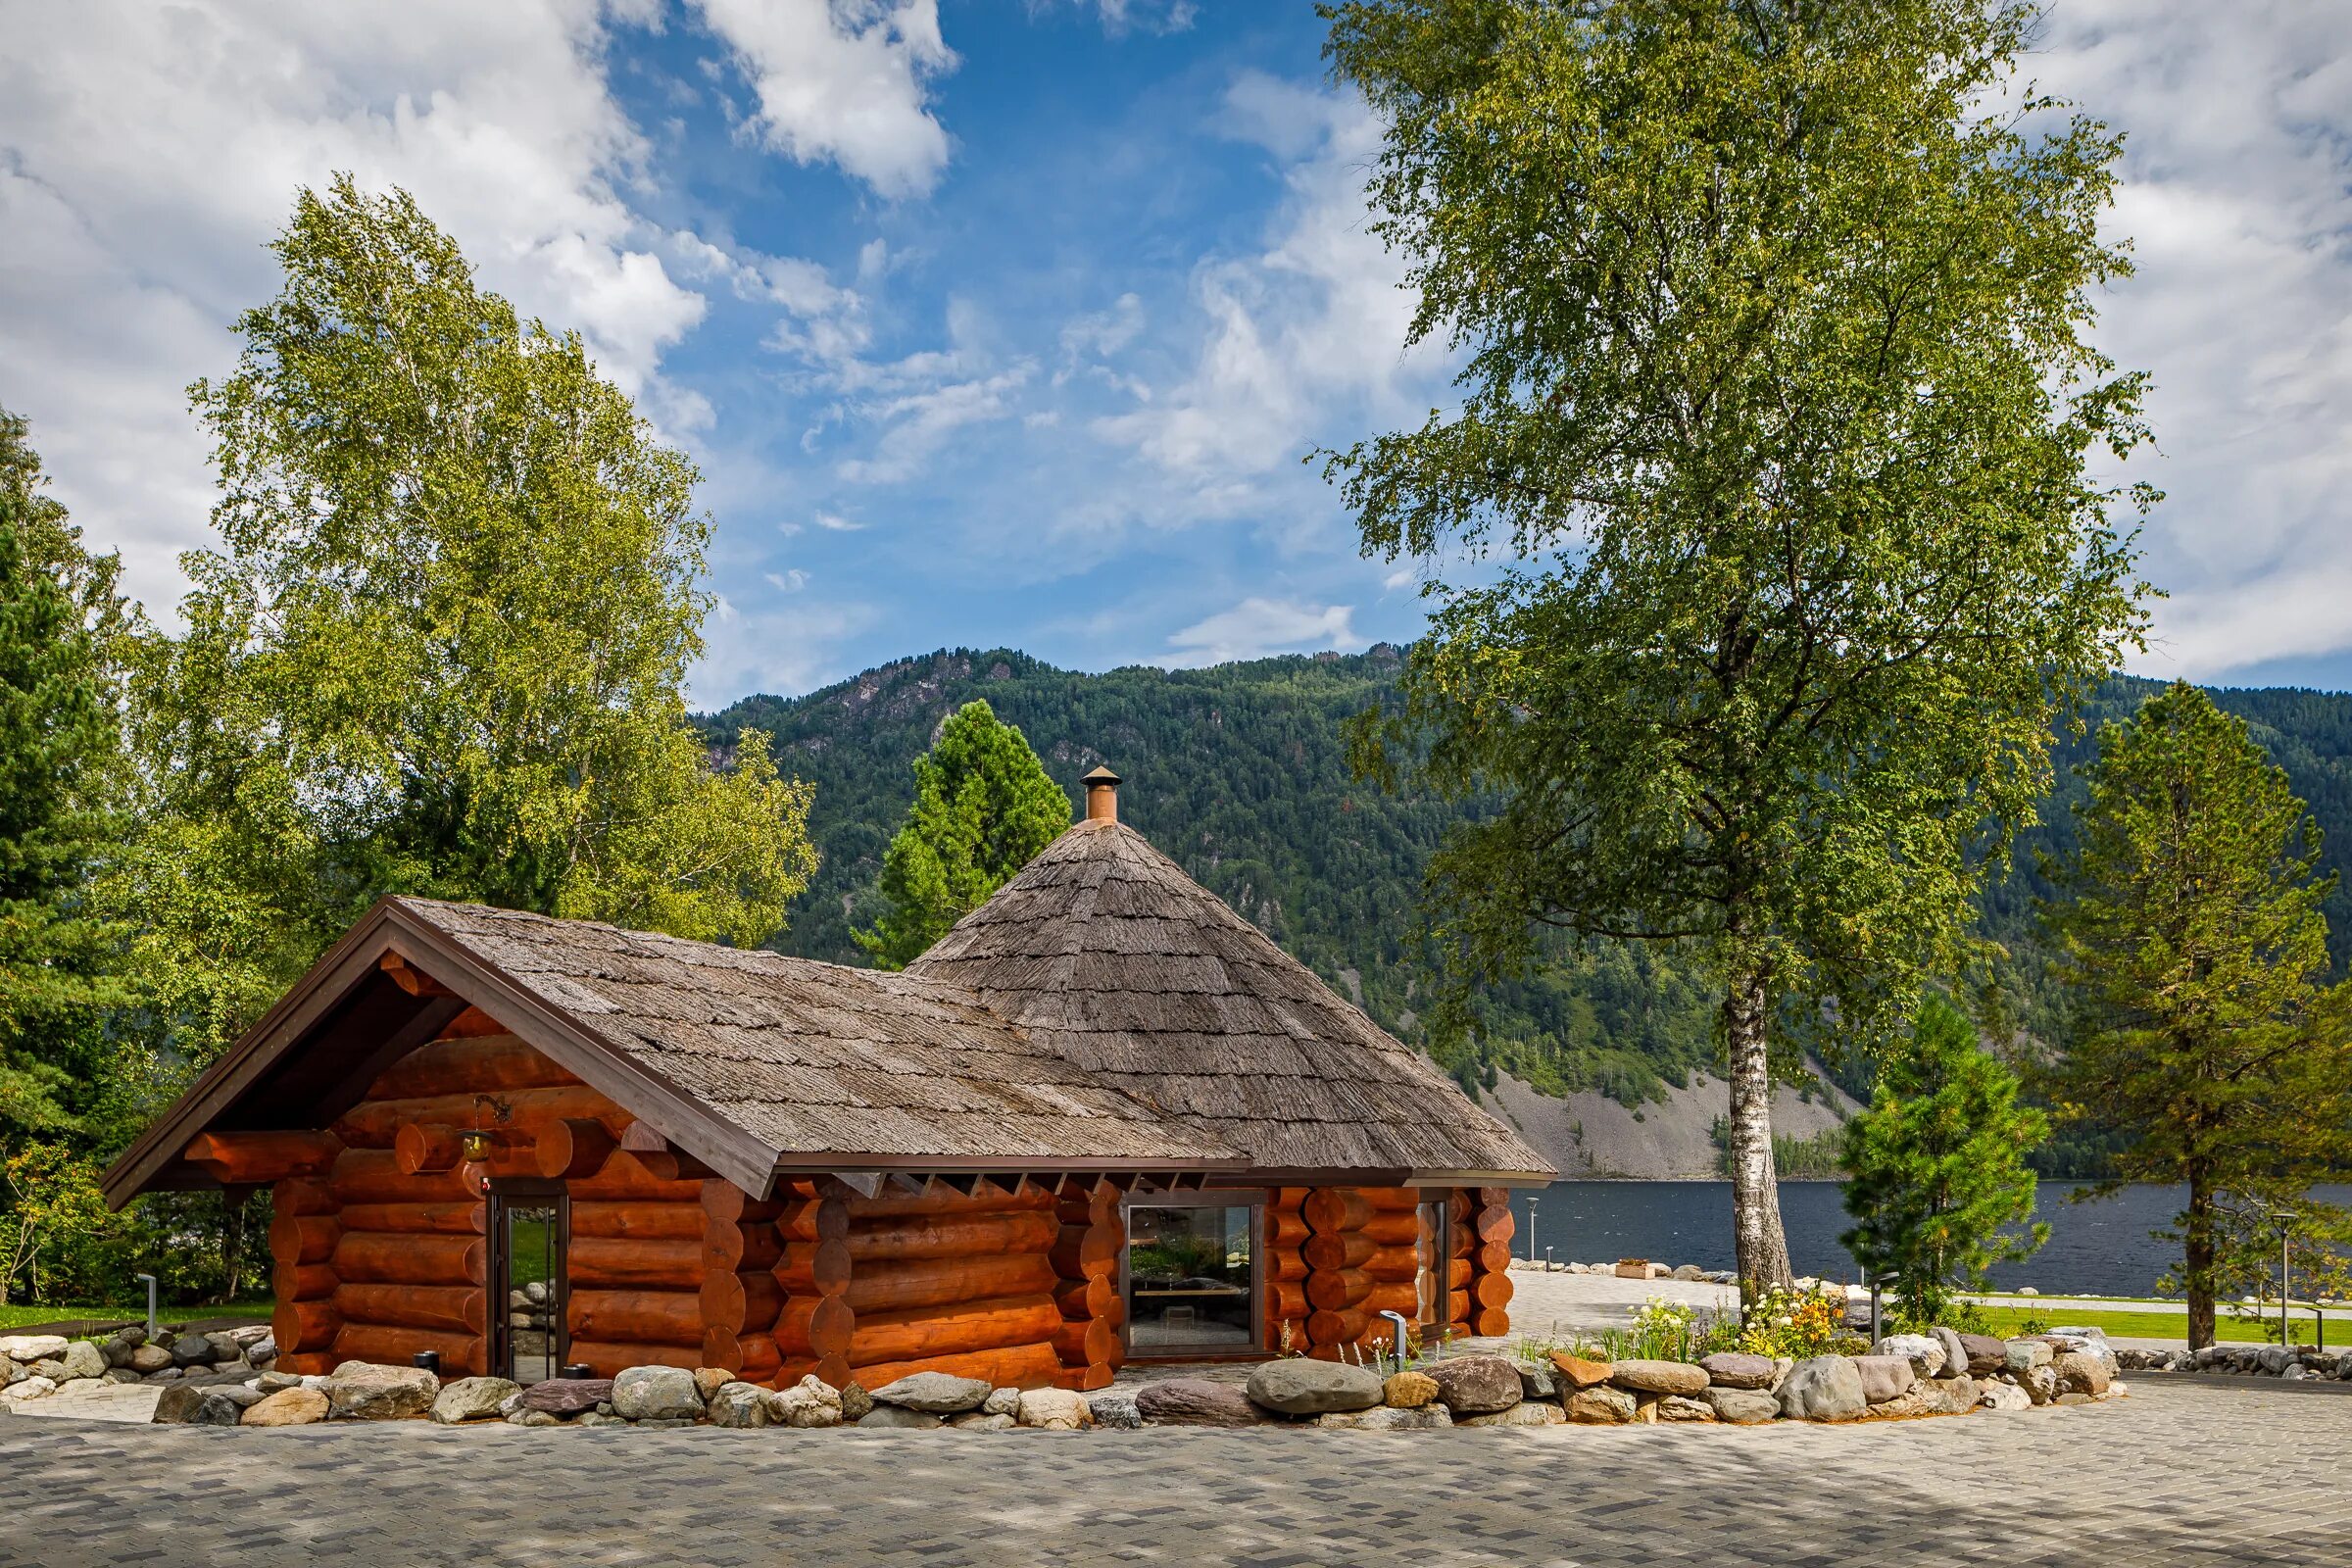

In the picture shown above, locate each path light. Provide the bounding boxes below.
[1377,1309,1412,1375]
[561,1363,593,1380]
[134,1273,157,1341]
[412,1350,441,1376]
[1545,1246,1554,1272]
[1526,1197,1538,1265]
[1869,1272,1898,1346]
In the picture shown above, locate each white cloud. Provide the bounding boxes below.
[763,568,810,592]
[1166,597,1356,664]
[691,0,956,199]
[1029,0,1198,36]
[812,512,866,532]
[2023,3,2352,680]
[698,591,877,704]
[1092,74,1436,513]
[0,0,708,619]
[836,364,1034,483]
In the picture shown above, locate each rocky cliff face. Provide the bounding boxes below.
[1488,1067,1859,1181]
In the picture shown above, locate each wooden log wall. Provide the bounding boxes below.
[772,1178,852,1389]
[562,1149,708,1374]
[1262,1187,1309,1354]
[1047,1178,1122,1391]
[1455,1186,1513,1339]
[838,1183,1063,1394]
[1299,1186,1374,1356]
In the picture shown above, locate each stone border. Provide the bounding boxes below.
[2122,1345,2352,1382]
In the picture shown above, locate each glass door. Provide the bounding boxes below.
[491,1186,567,1383]
[1414,1197,1450,1330]
[1123,1200,1259,1354]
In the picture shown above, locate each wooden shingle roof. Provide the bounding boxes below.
[906,819,1555,1183]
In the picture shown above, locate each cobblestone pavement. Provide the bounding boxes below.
[4,1379,2349,1568]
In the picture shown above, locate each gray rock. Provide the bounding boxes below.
[100,1336,136,1369]
[1699,1386,1780,1424]
[705,1382,773,1429]
[1610,1358,1708,1396]
[505,1407,562,1427]
[2054,1391,2094,1406]
[1851,1354,1918,1404]
[868,1371,993,1414]
[0,1335,69,1362]
[1930,1328,1970,1383]
[1458,1399,1568,1427]
[1566,1385,1637,1424]
[611,1365,703,1422]
[1,1376,56,1404]
[126,1345,172,1374]
[839,1383,874,1422]
[2004,1339,2052,1374]
[1978,1379,2032,1412]
[170,1334,215,1368]
[2052,1350,2111,1396]
[1517,1362,1558,1399]
[2017,1364,2057,1405]
[1424,1354,1525,1415]
[1873,1334,1946,1378]
[1777,1356,1868,1422]
[1670,1263,1705,1281]
[212,1383,268,1408]
[1135,1377,1264,1427]
[519,1378,612,1415]
[773,1375,844,1429]
[982,1386,1021,1416]
[240,1387,329,1426]
[100,1368,144,1386]
[1655,1395,1716,1422]
[951,1411,1016,1431]
[29,1359,65,1381]
[1698,1352,1776,1390]
[116,1325,147,1348]
[1088,1392,1143,1430]
[246,1337,278,1365]
[572,1411,628,1427]
[257,1371,307,1394]
[1957,1333,2008,1376]
[857,1405,942,1429]
[321,1360,440,1421]
[1245,1358,1384,1415]
[1016,1389,1092,1430]
[430,1376,522,1425]
[153,1383,238,1425]
[1316,1403,1454,1430]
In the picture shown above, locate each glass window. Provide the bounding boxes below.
[495,1197,565,1383]
[1125,1202,1256,1353]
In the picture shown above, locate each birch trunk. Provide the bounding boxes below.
[1724,964,1794,1294]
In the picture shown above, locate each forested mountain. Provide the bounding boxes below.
[699,649,2352,1164]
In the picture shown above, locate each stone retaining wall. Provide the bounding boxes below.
[2122,1345,2352,1382]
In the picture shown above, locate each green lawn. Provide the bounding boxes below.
[0,1300,271,1334]
[1972,1303,2327,1347]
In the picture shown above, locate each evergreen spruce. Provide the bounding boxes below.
[2041,681,2352,1348]
[857,701,1070,968]
[1839,993,2048,1327]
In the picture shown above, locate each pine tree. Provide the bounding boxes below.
[1838,993,2047,1327]
[856,701,1070,968]
[0,409,130,1140]
[2041,681,2352,1348]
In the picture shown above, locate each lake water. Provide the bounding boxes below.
[1508,1180,2352,1298]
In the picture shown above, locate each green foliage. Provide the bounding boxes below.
[1,1142,111,1306]
[1733,1284,1856,1362]
[1323,0,2150,1282]
[1839,994,2049,1326]
[115,175,816,1066]
[2041,680,2352,1347]
[1712,1119,1846,1181]
[0,411,134,1142]
[855,700,1070,968]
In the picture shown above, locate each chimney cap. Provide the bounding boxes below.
[1080,764,1120,785]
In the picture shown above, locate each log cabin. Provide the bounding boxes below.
[102,767,1553,1392]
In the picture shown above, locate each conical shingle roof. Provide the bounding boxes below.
[906,818,1554,1181]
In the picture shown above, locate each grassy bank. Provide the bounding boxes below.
[1971,1303,2325,1346]
[0,1301,271,1334]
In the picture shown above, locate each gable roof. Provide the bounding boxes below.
[906,819,1555,1183]
[104,895,1241,1206]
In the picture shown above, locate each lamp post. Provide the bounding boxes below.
[1526,1197,1538,1267]
[2278,1210,2299,1348]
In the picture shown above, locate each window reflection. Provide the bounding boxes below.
[1125,1203,1255,1352]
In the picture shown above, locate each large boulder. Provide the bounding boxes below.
[1930,1328,1970,1381]
[430,1376,521,1425]
[1566,1385,1637,1424]
[2052,1350,2111,1396]
[1851,1354,1918,1404]
[774,1375,845,1429]
[0,1335,69,1362]
[1610,1358,1707,1396]
[1873,1335,1946,1379]
[1925,1375,1978,1415]
[611,1365,703,1422]
[170,1334,216,1368]
[57,1342,108,1383]
[1016,1389,1092,1430]
[321,1361,439,1421]
[1777,1356,1868,1422]
[1316,1404,1453,1430]
[1548,1351,1613,1390]
[1978,1379,2031,1412]
[152,1383,240,1425]
[242,1387,330,1426]
[2004,1339,2052,1375]
[1958,1333,2009,1376]
[1458,1399,1567,1427]
[1424,1355,1524,1415]
[1135,1378,1264,1427]
[519,1378,612,1415]
[1246,1359,1383,1416]
[1699,1387,1780,1424]
[2,1376,56,1404]
[2017,1365,2057,1405]
[869,1371,993,1415]
[1697,1352,1776,1391]
[126,1345,173,1374]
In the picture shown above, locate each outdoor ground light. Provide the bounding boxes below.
[561,1363,593,1380]
[412,1350,441,1375]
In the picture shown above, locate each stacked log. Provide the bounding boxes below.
[1463,1186,1514,1337]
[1445,1189,1476,1335]
[1261,1187,1309,1353]
[840,1183,1061,1393]
[1351,1187,1426,1352]
[564,1149,708,1375]
[319,1146,486,1375]
[269,1176,343,1375]
[700,1180,783,1382]
[1047,1178,1121,1391]
[773,1179,852,1389]
[1300,1187,1375,1356]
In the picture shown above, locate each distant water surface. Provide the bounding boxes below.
[1507,1180,2352,1298]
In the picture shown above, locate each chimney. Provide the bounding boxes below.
[1081,764,1120,824]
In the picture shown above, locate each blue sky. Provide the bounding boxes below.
[5,2,2351,702]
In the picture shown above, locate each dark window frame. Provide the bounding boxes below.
[487,1178,569,1382]
[1117,1188,1267,1363]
